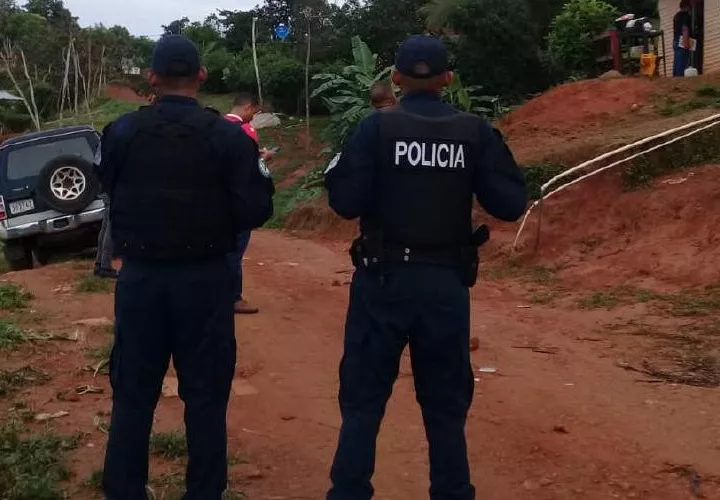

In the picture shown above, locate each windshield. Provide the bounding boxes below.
[6,136,94,181]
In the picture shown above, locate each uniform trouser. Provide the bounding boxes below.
[327,266,476,500]
[103,258,236,500]
[95,194,114,271]
[227,231,252,302]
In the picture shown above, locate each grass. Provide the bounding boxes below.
[0,320,26,350]
[75,273,113,293]
[84,469,103,490]
[579,292,622,310]
[577,286,720,315]
[0,423,79,499]
[45,99,139,131]
[87,339,114,362]
[0,283,33,310]
[150,431,187,459]
[0,367,50,398]
[265,174,324,228]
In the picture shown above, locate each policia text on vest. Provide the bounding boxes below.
[394,140,466,169]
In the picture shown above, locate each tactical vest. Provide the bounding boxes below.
[110,105,236,260]
[371,108,479,249]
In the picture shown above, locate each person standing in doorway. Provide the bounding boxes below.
[225,93,274,314]
[673,0,693,77]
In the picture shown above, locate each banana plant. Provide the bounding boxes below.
[311,36,394,150]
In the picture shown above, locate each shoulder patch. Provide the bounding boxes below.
[325,153,341,174]
[258,158,271,178]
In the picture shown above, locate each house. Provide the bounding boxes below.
[659,0,720,74]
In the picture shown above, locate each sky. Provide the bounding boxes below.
[62,0,259,38]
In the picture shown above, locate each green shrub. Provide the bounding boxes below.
[548,0,618,77]
[225,44,305,115]
[523,162,569,200]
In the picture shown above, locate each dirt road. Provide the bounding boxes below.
[2,230,720,499]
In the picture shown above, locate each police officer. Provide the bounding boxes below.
[324,35,527,500]
[98,35,274,499]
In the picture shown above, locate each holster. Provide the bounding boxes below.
[459,225,490,288]
[349,231,384,273]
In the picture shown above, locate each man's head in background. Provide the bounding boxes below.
[370,82,397,110]
[231,93,261,123]
[391,35,453,94]
[679,0,691,11]
[148,35,207,98]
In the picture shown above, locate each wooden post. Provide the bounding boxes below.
[304,8,312,150]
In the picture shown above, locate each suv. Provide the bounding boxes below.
[0,126,105,271]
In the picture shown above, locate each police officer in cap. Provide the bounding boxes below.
[325,35,527,499]
[99,35,274,499]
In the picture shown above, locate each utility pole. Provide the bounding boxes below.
[252,16,263,106]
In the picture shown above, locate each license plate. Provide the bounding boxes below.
[8,199,34,215]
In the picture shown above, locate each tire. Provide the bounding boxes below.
[3,239,34,271]
[37,155,100,214]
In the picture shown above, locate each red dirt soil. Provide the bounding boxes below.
[2,231,720,499]
[105,83,147,103]
[500,77,656,141]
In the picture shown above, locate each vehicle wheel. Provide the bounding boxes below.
[37,155,100,214]
[3,240,34,271]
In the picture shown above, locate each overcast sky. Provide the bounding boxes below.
[62,0,259,38]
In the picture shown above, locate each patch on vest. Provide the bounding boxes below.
[325,153,341,174]
[394,141,466,169]
[258,158,271,178]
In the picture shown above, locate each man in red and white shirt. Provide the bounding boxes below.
[225,93,273,314]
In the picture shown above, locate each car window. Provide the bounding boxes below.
[6,136,94,181]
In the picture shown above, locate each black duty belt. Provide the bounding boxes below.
[382,244,463,266]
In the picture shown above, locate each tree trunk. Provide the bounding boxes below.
[304,15,312,150]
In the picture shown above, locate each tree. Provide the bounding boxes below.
[420,0,468,31]
[548,0,618,78]
[448,0,548,100]
[162,17,189,35]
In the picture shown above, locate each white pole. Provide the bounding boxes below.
[252,16,263,106]
[542,112,720,193]
[513,118,720,250]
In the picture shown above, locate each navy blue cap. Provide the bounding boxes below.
[395,35,449,79]
[151,35,201,77]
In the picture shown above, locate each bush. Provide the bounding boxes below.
[548,0,618,78]
[225,44,304,115]
[0,108,32,133]
[31,81,59,119]
[203,46,235,94]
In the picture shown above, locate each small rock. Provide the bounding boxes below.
[280,414,296,422]
[539,478,553,487]
[552,425,569,434]
[35,411,69,422]
[74,317,113,327]
[232,379,258,397]
[469,337,480,352]
[600,69,622,80]
[331,280,342,287]
[523,479,539,490]
[161,377,179,398]
[237,464,264,480]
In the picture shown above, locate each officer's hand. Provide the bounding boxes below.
[261,149,275,162]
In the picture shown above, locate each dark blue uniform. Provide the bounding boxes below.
[99,36,273,500]
[325,37,526,500]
